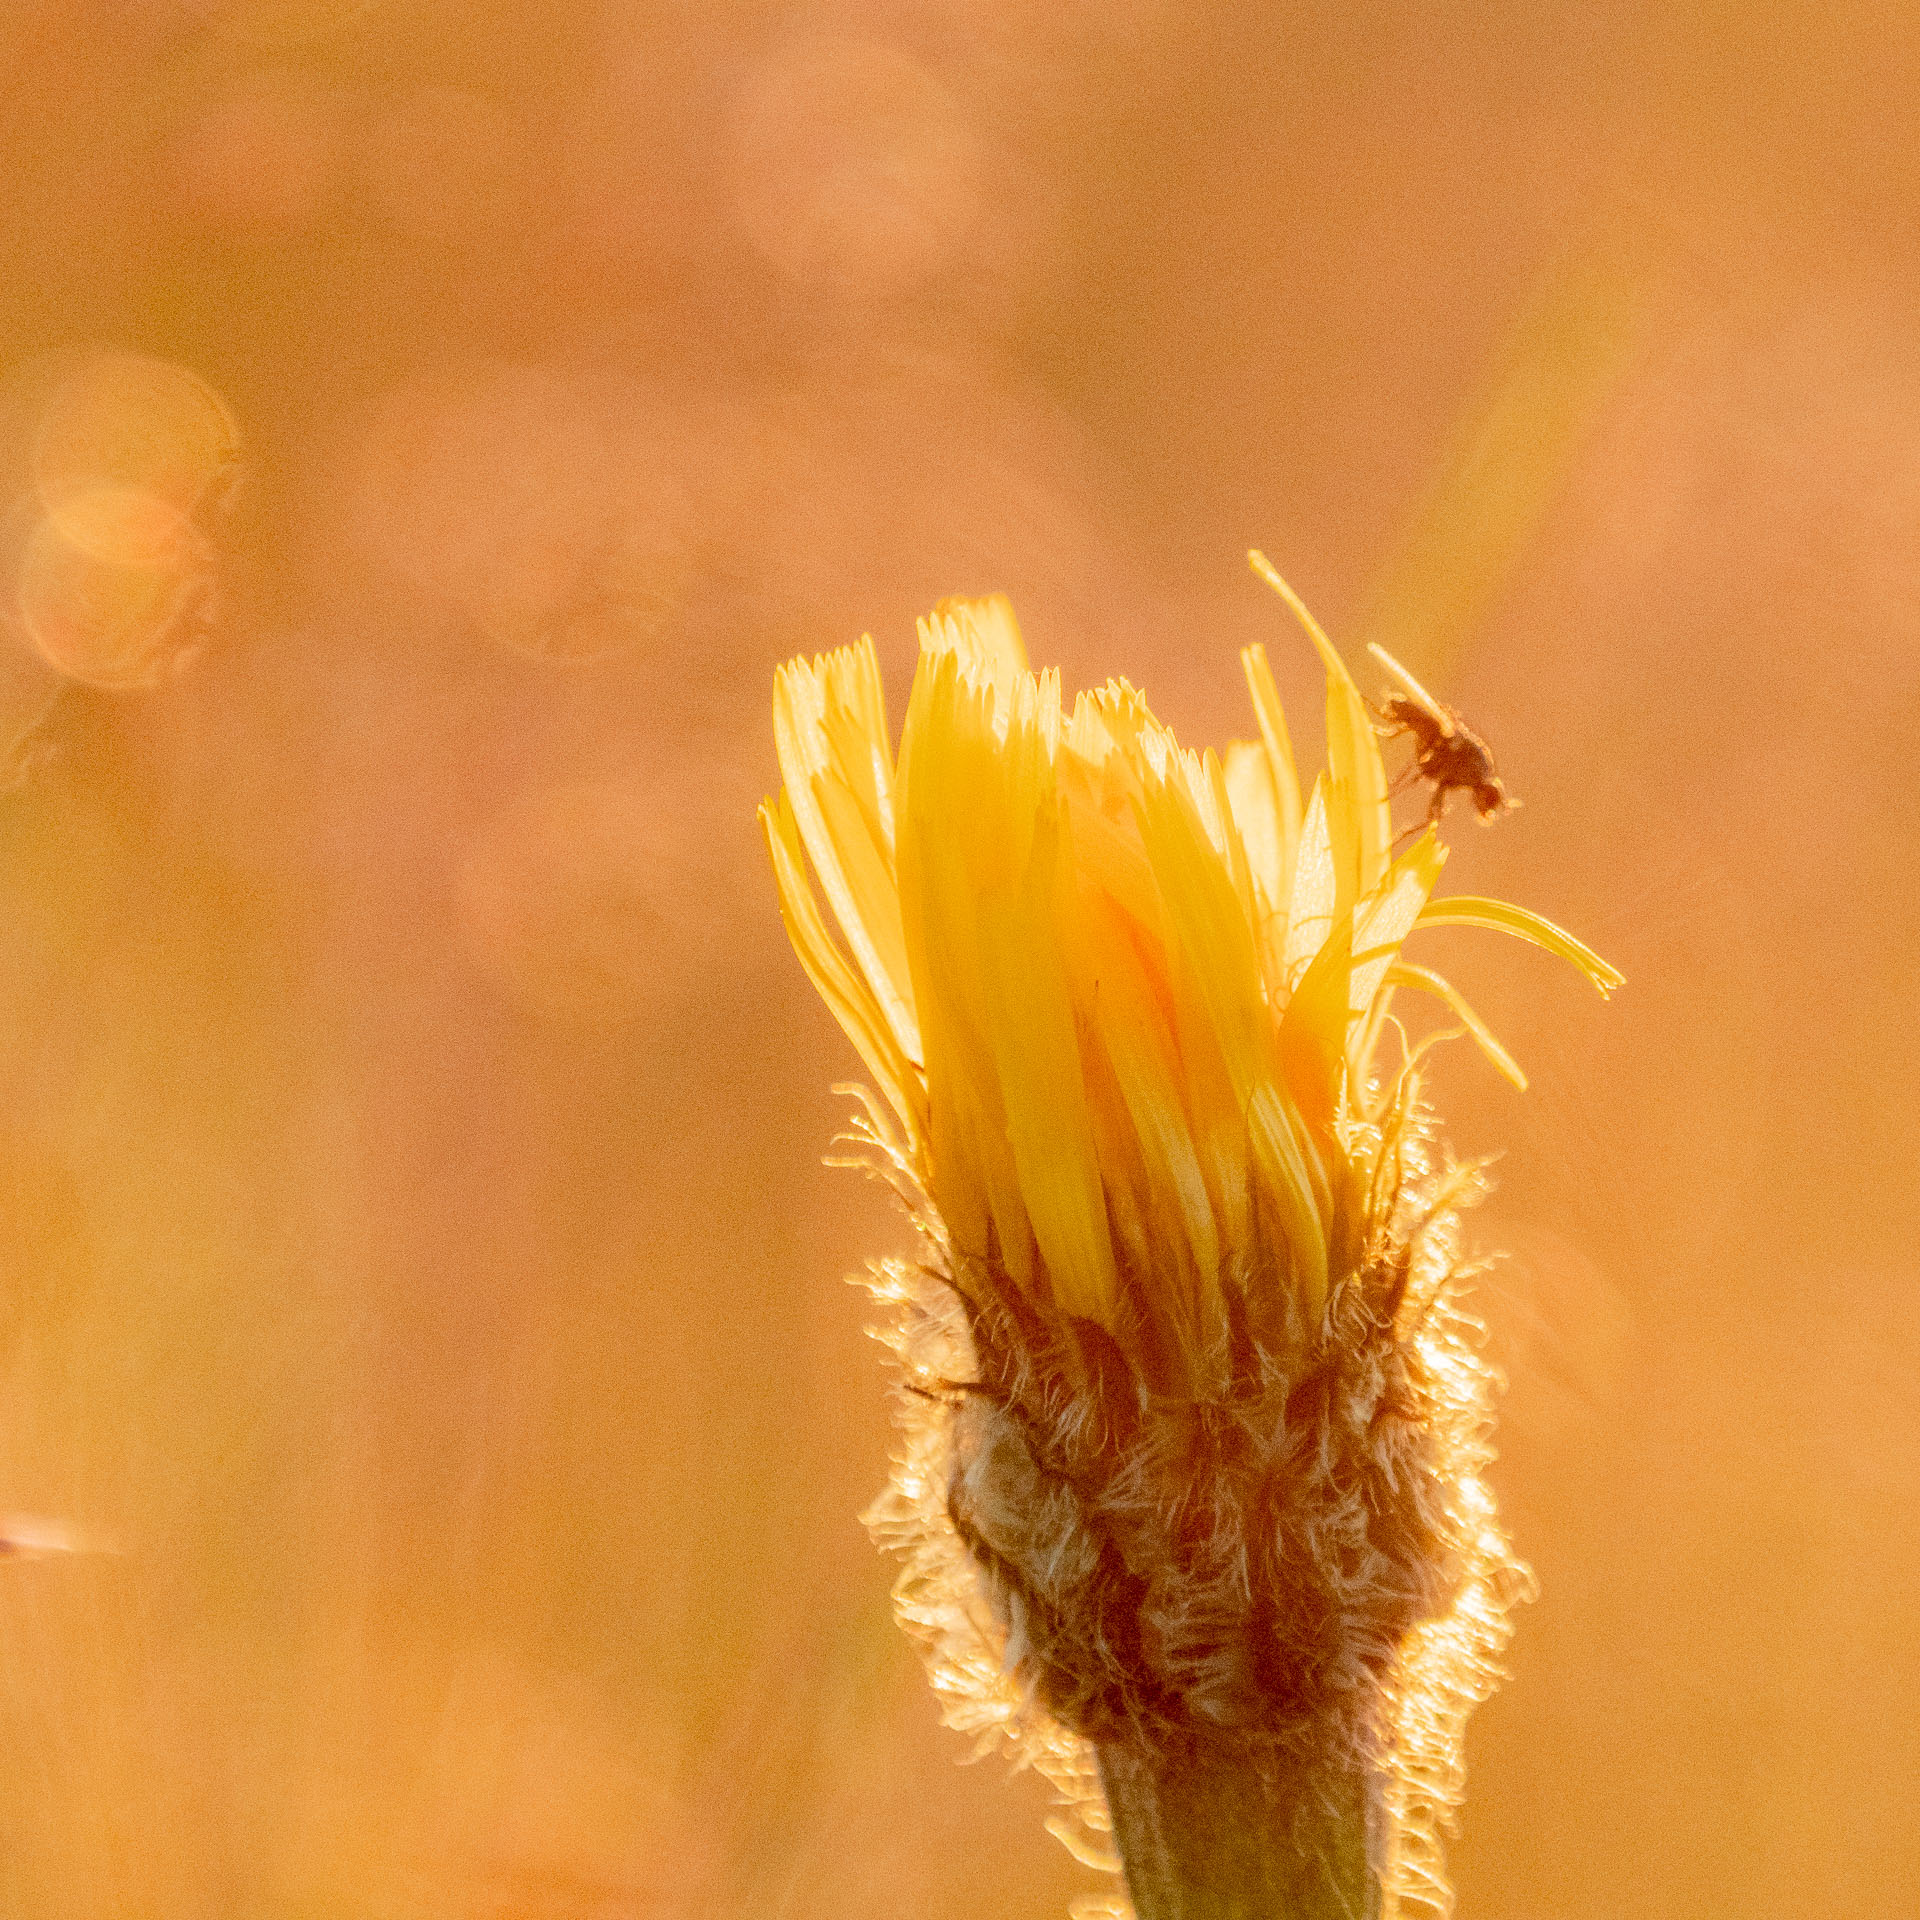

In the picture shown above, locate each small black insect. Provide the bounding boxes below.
[1366,642,1517,833]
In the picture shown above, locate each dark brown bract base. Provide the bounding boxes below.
[942,1245,1472,1792]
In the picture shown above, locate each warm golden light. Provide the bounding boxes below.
[0,7,1908,1918]
[205,0,382,49]
[343,364,693,662]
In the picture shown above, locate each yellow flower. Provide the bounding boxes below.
[762,557,1617,1397]
[763,561,1621,1920]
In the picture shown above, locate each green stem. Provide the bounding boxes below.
[1096,1743,1384,1920]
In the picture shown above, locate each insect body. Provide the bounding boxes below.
[1366,642,1516,831]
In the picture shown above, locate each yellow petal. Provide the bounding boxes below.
[760,794,924,1141]
[819,635,898,854]
[773,643,921,1062]
[1248,550,1391,909]
[1202,747,1257,932]
[918,593,1030,692]
[1132,767,1266,1096]
[1283,776,1337,989]
[1223,740,1283,906]
[1347,829,1448,1019]
[1385,961,1528,1089]
[1238,642,1303,891]
[1069,1023,1184,1370]
[1275,910,1351,1144]
[1415,895,1624,994]
[1135,767,1327,1309]
[1222,740,1293,1004]
[1245,1081,1330,1316]
[1064,882,1222,1311]
[978,802,1118,1325]
[1275,833,1446,1147]
[896,648,1036,1285]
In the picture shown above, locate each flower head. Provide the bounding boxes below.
[766,564,1614,1375]
[761,560,1619,1915]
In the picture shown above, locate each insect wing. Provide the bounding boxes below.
[1366,642,1456,738]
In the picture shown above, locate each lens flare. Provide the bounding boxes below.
[454,776,756,1029]
[0,351,236,691]
[16,486,214,691]
[728,38,984,299]
[345,365,693,662]
[32,352,239,526]
[170,75,343,232]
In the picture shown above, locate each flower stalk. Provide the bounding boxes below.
[762,563,1618,1917]
[1097,1741,1379,1920]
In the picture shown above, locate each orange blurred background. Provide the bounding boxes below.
[0,2,1913,1915]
